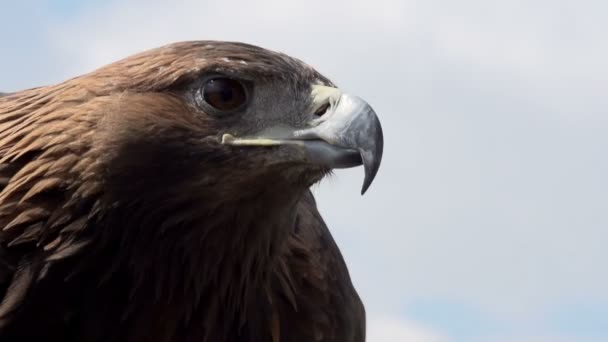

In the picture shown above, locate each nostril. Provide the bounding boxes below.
[314,102,330,117]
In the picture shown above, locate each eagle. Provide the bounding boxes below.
[0,41,383,342]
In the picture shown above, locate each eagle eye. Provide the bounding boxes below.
[200,77,247,112]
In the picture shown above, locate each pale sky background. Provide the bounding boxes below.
[2,1,607,341]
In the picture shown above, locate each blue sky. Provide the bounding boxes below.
[2,1,608,341]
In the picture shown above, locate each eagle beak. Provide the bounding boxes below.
[222,86,384,195]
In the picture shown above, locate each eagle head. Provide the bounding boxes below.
[84,42,383,207]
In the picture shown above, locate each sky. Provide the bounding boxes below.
[2,0,607,341]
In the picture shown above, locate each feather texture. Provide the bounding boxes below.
[0,41,364,342]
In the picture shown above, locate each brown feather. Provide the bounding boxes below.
[0,41,364,342]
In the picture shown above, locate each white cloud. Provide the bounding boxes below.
[367,315,449,342]
[471,335,606,342]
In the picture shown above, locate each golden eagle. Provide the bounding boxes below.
[0,41,383,342]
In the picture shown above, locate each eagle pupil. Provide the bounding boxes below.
[203,78,246,111]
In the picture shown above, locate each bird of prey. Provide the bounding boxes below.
[0,41,383,342]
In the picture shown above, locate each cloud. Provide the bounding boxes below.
[470,335,607,342]
[367,315,449,342]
